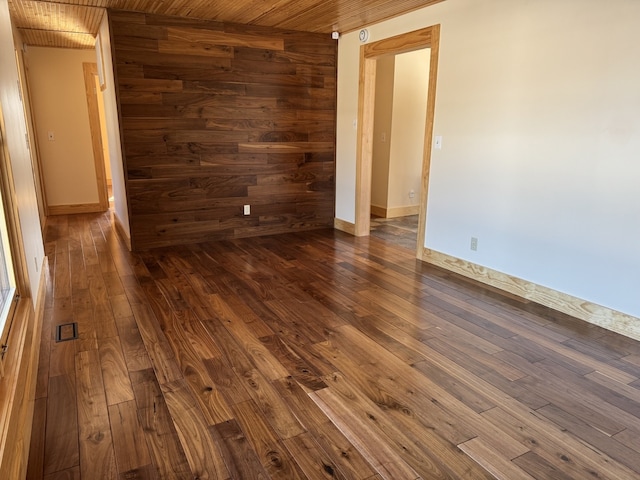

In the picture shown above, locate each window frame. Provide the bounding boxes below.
[0,106,30,377]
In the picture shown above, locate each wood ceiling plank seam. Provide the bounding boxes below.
[334,0,444,33]
[238,0,302,26]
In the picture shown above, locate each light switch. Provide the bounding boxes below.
[434,135,442,150]
[48,131,55,141]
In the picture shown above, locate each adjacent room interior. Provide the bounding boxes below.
[1,0,639,478]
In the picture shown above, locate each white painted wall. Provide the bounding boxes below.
[335,0,640,318]
[387,49,429,212]
[26,47,100,207]
[371,50,429,216]
[98,13,130,242]
[0,0,45,303]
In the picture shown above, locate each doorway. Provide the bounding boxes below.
[82,62,110,212]
[354,25,440,260]
[370,48,430,251]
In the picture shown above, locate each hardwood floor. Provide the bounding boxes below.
[27,210,640,479]
[369,215,418,251]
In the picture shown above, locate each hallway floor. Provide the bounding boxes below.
[369,214,418,251]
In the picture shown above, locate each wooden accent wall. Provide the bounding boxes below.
[109,11,337,250]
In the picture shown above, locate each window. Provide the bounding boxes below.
[0,128,18,365]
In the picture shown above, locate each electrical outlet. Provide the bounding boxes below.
[243,204,250,216]
[470,237,478,251]
[409,190,415,199]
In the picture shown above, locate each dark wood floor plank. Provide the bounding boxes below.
[515,372,628,436]
[412,359,496,414]
[48,336,76,378]
[129,369,192,479]
[260,334,328,391]
[161,310,234,425]
[612,425,640,455]
[231,399,307,479]
[87,263,110,306]
[282,432,351,480]
[458,437,536,480]
[53,250,71,299]
[317,370,502,480]
[511,451,574,480]
[43,375,79,475]
[75,349,118,478]
[209,419,271,479]
[159,379,230,479]
[223,293,276,338]
[534,358,640,423]
[536,402,640,473]
[308,384,430,480]
[114,314,153,372]
[120,274,147,306]
[103,271,126,298]
[31,211,640,480]
[206,294,291,381]
[274,377,379,479]
[99,336,135,405]
[43,466,81,480]
[314,325,489,445]
[69,249,88,294]
[94,302,120,340]
[482,406,639,479]
[108,400,153,474]
[117,464,158,480]
[237,367,307,440]
[130,303,183,385]
[36,302,53,399]
[586,370,640,404]
[26,397,47,480]
[72,305,99,353]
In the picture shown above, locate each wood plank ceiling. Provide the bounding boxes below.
[9,0,445,49]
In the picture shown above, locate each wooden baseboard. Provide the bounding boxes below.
[370,205,419,218]
[113,211,132,251]
[423,248,640,341]
[334,218,356,235]
[0,259,46,478]
[48,203,105,215]
[370,205,386,217]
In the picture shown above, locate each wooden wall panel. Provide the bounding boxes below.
[109,10,336,249]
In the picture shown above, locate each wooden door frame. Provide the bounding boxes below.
[14,48,48,226]
[354,25,440,260]
[83,62,109,212]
